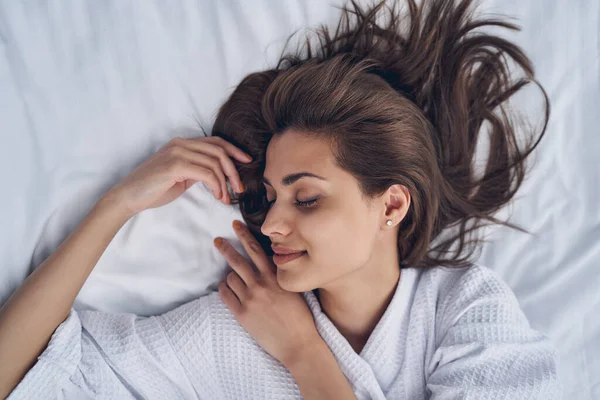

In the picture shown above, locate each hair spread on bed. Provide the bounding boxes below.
[210,0,550,269]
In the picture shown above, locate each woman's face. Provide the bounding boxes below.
[261,129,388,293]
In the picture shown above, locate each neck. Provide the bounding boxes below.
[316,246,401,354]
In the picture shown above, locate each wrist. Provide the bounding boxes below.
[286,338,357,399]
[285,337,329,373]
[95,190,135,223]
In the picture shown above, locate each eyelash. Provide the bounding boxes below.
[266,198,319,208]
[296,198,319,208]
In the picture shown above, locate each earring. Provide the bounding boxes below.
[386,219,393,226]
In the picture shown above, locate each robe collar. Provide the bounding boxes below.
[302,267,419,395]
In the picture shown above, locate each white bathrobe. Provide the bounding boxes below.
[9,264,562,399]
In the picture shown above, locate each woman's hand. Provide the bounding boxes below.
[107,136,252,217]
[214,220,323,369]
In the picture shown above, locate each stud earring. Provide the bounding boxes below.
[386,220,393,226]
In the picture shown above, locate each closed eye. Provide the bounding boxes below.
[266,198,319,208]
[296,198,319,208]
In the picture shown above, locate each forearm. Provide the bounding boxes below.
[0,192,131,398]
[287,340,358,400]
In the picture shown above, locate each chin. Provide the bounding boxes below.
[275,271,314,293]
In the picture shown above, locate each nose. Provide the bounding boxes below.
[261,202,293,238]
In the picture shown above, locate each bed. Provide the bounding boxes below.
[0,0,597,398]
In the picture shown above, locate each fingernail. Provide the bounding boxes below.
[244,154,252,162]
[214,237,223,248]
[233,220,243,230]
[238,182,245,192]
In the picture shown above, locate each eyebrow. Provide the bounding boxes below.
[263,172,327,187]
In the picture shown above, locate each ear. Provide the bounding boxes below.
[383,184,411,227]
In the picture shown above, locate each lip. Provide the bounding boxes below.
[272,251,307,266]
[271,246,305,255]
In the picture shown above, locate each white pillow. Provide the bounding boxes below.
[70,180,249,316]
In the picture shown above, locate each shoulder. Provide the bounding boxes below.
[157,291,222,336]
[157,290,247,345]
[419,263,515,299]
[435,263,520,308]
[417,264,529,343]
[419,265,562,398]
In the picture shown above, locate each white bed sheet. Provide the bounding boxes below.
[0,1,597,398]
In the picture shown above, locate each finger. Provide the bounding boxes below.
[202,136,253,164]
[167,137,247,193]
[218,280,242,315]
[232,220,274,276]
[172,146,229,204]
[225,271,248,302]
[169,159,222,199]
[192,141,245,194]
[214,237,257,287]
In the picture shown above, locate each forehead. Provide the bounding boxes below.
[264,130,334,178]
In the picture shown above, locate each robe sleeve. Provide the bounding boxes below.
[7,309,86,399]
[425,266,562,399]
[8,296,214,399]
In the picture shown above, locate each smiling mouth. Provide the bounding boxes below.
[272,251,307,266]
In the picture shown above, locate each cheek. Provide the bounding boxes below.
[299,207,374,269]
[277,204,378,292]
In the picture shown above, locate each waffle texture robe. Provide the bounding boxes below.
[9,264,561,399]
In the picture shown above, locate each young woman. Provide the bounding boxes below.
[0,0,561,398]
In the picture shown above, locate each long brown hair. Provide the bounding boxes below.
[210,0,549,269]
